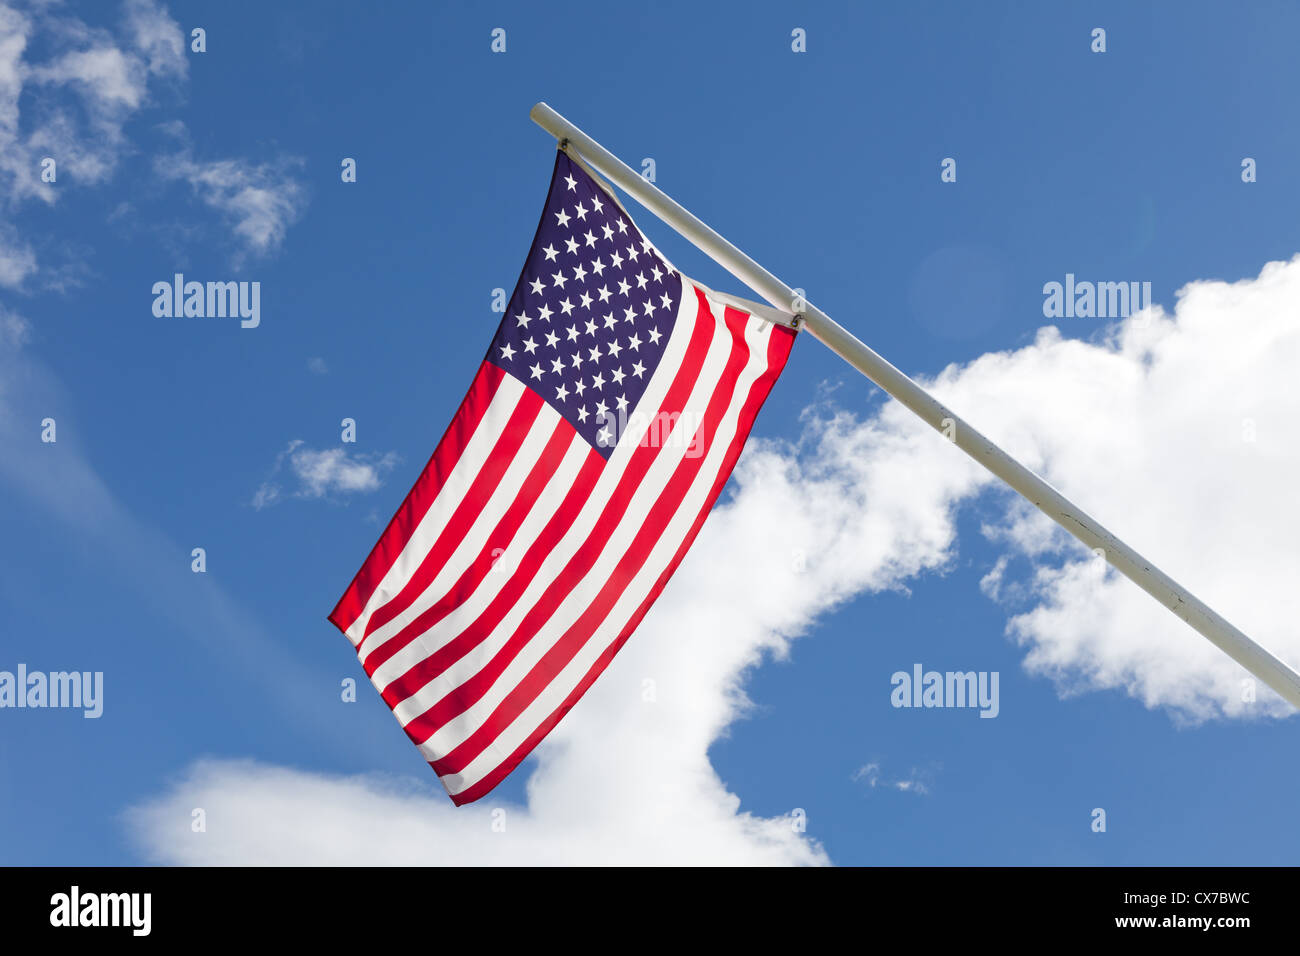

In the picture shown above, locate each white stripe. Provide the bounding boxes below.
[367,431,589,689]
[372,287,701,697]
[443,300,776,793]
[416,287,750,760]
[342,375,527,645]
[389,283,709,730]
[358,401,563,663]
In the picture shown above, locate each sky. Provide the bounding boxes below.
[2,0,1300,865]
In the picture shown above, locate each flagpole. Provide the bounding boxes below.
[529,101,1300,711]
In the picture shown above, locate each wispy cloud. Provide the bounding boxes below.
[155,139,307,261]
[253,440,398,509]
[853,762,934,795]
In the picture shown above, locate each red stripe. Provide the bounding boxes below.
[392,286,718,741]
[328,362,507,636]
[447,318,797,803]
[358,388,545,647]
[361,418,579,675]
[433,296,752,776]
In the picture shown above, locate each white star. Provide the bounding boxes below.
[648,327,662,345]
[610,250,624,269]
[617,278,630,296]
[607,340,623,358]
[632,360,646,378]
[626,245,639,262]
[564,174,578,191]
[623,306,638,324]
[555,209,571,227]
[616,218,628,234]
[551,357,565,373]
[529,278,545,296]
[560,297,575,316]
[499,343,516,361]
[588,344,603,363]
[591,257,606,276]
[564,236,580,255]
[537,304,553,322]
[611,367,626,385]
[651,265,663,282]
[530,363,544,380]
[603,313,618,330]
[628,333,642,351]
[566,325,579,342]
[577,377,590,396]
[515,311,532,328]
[577,405,589,423]
[597,426,613,446]
[571,351,584,369]
[640,238,653,254]
[660,292,673,309]
[635,272,648,289]
[574,201,588,220]
[591,372,606,390]
[579,291,593,310]
[551,271,568,289]
[615,393,629,412]
[572,263,587,283]
[591,195,604,213]
[643,299,656,316]
[595,399,609,417]
[543,244,559,262]
[584,229,597,248]
[597,285,612,303]
[523,336,538,354]
[601,223,614,241]
[584,318,597,336]
[545,330,560,348]
[555,383,569,401]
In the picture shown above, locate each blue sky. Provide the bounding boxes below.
[3,0,1300,865]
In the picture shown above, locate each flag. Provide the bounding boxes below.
[329,150,796,804]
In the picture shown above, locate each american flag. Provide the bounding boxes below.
[329,151,796,804]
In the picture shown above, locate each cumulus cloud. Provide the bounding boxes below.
[127,255,1300,864]
[253,440,398,509]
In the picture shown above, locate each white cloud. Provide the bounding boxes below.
[0,1,298,284]
[0,0,187,210]
[253,440,398,509]
[0,303,28,346]
[126,255,1300,864]
[306,356,328,375]
[155,149,306,259]
[852,762,933,795]
[0,219,35,287]
[122,0,187,79]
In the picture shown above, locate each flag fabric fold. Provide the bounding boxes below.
[329,150,796,804]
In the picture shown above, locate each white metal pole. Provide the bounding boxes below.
[529,101,1300,710]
